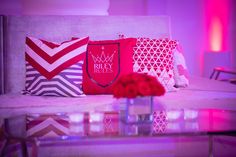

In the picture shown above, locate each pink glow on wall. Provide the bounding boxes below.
[206,0,229,52]
[209,17,222,51]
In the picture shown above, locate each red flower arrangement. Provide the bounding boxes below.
[112,73,166,98]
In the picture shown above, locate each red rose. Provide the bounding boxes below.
[124,83,138,98]
[130,73,139,82]
[149,80,165,96]
[119,75,134,86]
[145,75,157,82]
[112,83,125,98]
[138,81,152,96]
[112,72,166,98]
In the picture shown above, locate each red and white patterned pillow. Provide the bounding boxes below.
[172,43,189,87]
[133,37,177,91]
[83,38,137,94]
[24,36,89,97]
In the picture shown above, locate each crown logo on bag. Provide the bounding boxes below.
[89,46,117,74]
[90,46,116,63]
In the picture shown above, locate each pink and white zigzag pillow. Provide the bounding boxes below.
[24,36,89,97]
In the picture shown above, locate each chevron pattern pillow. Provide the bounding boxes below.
[24,36,89,97]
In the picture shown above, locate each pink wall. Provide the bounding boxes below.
[0,0,22,15]
[165,0,205,76]
[0,0,109,15]
[108,0,147,15]
[0,0,235,76]
[232,0,236,69]
[22,0,109,15]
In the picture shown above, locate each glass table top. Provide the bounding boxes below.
[31,108,236,141]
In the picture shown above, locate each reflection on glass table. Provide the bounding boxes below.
[24,109,236,138]
[5,109,236,157]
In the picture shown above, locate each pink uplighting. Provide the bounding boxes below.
[206,0,229,52]
[210,16,222,51]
